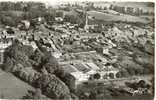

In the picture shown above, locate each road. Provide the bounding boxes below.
[78,75,153,86]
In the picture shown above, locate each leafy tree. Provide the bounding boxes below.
[4,40,33,68]
[22,89,42,99]
[0,16,16,26]
[56,70,76,92]
[33,88,42,99]
[22,45,34,58]
[30,49,44,66]
[137,80,146,88]
[93,73,101,79]
[143,68,150,74]
[44,12,55,23]
[103,7,107,10]
[3,57,14,72]
[109,73,114,79]
[116,71,122,78]
[42,54,59,74]
[64,15,77,24]
[121,70,129,77]
[56,11,63,17]
[109,4,113,10]
[126,68,135,76]
[134,68,143,75]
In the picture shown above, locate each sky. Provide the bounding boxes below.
[0,0,154,6]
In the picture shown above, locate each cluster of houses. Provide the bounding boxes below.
[0,9,153,89]
[58,49,119,85]
[60,59,119,85]
[0,28,15,64]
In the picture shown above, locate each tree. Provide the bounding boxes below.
[109,73,114,79]
[14,2,23,11]
[4,40,33,69]
[126,68,135,76]
[104,7,107,10]
[57,71,76,92]
[121,70,129,77]
[42,54,59,74]
[116,72,122,78]
[109,4,113,10]
[143,68,150,74]
[137,80,146,88]
[33,88,42,99]
[3,57,13,72]
[56,11,63,17]
[134,68,143,75]
[22,45,34,57]
[0,16,16,26]
[93,73,101,79]
[44,12,55,23]
[22,89,42,99]
[30,49,44,66]
[64,15,76,24]
[103,74,108,79]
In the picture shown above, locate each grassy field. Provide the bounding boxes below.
[0,69,34,99]
[87,11,151,24]
[93,2,154,13]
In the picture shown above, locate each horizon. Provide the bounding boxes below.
[0,0,154,6]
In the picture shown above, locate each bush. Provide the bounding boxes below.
[93,73,101,79]
[109,73,114,79]
[116,71,122,78]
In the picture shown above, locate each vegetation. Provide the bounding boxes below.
[2,40,72,99]
[22,89,42,99]
[0,1,154,99]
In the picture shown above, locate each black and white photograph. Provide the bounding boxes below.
[0,0,154,99]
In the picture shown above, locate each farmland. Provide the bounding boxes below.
[87,10,151,23]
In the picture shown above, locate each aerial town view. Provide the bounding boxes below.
[0,0,154,100]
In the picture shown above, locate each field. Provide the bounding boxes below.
[87,10,151,24]
[93,2,154,13]
[0,69,34,99]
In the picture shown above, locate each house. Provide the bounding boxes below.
[55,17,63,22]
[18,20,30,30]
[21,40,38,51]
[98,64,119,79]
[70,72,89,85]
[102,47,110,55]
[0,39,12,64]
[52,52,62,59]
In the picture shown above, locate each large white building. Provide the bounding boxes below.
[60,59,119,86]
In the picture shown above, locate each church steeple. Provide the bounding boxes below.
[84,9,89,32]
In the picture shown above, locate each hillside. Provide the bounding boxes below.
[0,69,34,99]
[87,10,151,24]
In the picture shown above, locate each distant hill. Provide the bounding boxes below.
[87,10,151,24]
